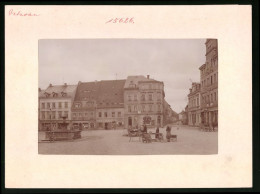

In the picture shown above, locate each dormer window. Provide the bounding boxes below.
[61,92,67,97]
[52,92,58,97]
[44,92,50,97]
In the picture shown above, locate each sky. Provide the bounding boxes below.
[39,39,206,113]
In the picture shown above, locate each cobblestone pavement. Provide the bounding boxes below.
[38,125,218,155]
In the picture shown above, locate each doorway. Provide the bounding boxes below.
[128,117,132,127]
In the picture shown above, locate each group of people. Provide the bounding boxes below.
[128,124,174,142]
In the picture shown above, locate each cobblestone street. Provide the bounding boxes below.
[38,125,218,155]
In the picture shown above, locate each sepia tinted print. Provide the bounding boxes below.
[38,39,218,155]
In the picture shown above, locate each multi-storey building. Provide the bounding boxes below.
[199,39,218,126]
[71,81,98,129]
[96,80,126,129]
[187,82,201,126]
[38,83,77,130]
[39,75,173,130]
[124,75,165,128]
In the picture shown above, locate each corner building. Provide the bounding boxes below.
[124,75,165,128]
[199,39,218,126]
[39,84,77,130]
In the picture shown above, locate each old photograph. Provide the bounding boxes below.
[38,39,218,155]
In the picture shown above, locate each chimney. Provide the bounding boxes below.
[78,81,82,85]
[64,83,67,87]
[49,83,52,87]
[147,75,150,79]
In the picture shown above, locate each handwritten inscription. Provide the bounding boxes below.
[9,9,40,16]
[106,17,134,24]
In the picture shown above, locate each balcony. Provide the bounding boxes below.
[201,101,218,109]
[201,82,218,92]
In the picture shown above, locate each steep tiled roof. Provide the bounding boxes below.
[39,84,77,98]
[74,82,99,101]
[73,80,126,108]
[97,80,126,108]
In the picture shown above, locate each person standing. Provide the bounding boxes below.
[155,126,160,139]
[143,124,147,133]
[166,125,171,142]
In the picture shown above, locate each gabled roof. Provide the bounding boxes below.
[39,84,77,98]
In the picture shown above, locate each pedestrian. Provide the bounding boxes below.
[166,125,171,142]
[155,126,160,139]
[143,124,147,133]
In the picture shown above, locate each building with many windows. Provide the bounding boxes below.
[38,83,77,130]
[187,82,201,126]
[124,75,165,128]
[199,39,218,126]
[39,75,173,130]
[96,80,126,129]
[71,81,98,130]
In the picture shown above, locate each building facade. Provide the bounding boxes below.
[71,81,98,130]
[187,82,201,126]
[39,83,77,130]
[199,39,218,126]
[96,80,126,129]
[39,75,173,130]
[124,75,165,128]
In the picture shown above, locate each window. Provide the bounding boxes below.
[142,105,145,112]
[197,98,199,106]
[47,103,50,108]
[134,95,137,101]
[149,94,153,101]
[41,103,45,109]
[134,105,137,112]
[73,113,77,118]
[58,111,62,118]
[141,94,145,101]
[128,95,132,101]
[51,111,56,119]
[211,76,213,85]
[157,104,161,112]
[64,111,68,117]
[149,105,153,111]
[214,93,216,101]
[118,112,121,117]
[79,113,82,118]
[211,94,213,102]
[99,112,102,117]
[214,74,216,83]
[59,102,62,108]
[47,111,51,119]
[112,112,115,117]
[104,112,108,117]
[85,113,88,117]
[157,93,161,101]
[41,111,45,119]
[52,102,55,108]
[128,105,132,112]
[65,102,68,108]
